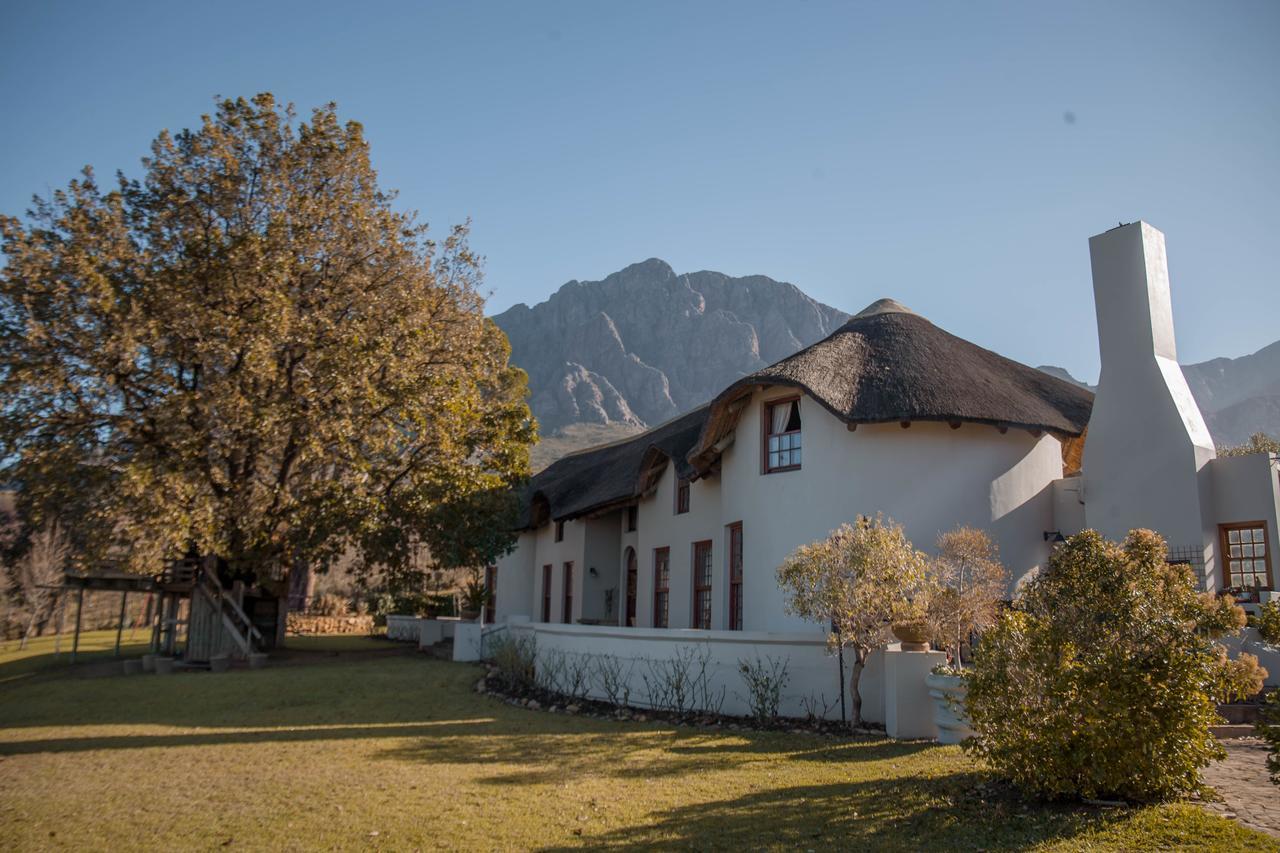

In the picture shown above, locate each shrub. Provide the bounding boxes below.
[488,633,537,692]
[1255,600,1280,644]
[925,526,1007,667]
[592,654,634,709]
[965,528,1268,802]
[737,655,790,724]
[1258,689,1280,785]
[309,593,351,616]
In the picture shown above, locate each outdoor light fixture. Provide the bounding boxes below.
[588,566,598,577]
[1043,530,1066,543]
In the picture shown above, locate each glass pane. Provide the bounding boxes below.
[1229,530,1241,543]
[1250,528,1263,542]
[768,452,779,469]
[768,436,779,452]
[793,432,801,449]
[793,448,801,466]
[1230,545,1242,557]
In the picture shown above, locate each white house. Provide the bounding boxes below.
[486,222,1279,722]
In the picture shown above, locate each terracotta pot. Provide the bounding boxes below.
[891,620,932,651]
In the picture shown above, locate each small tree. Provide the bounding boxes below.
[15,521,71,648]
[776,514,927,728]
[1216,432,1280,457]
[965,528,1268,802]
[925,526,1007,668]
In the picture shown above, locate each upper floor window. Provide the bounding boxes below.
[626,505,638,532]
[554,520,565,542]
[764,397,802,473]
[1221,522,1272,589]
[675,478,691,514]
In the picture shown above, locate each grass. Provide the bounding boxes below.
[0,628,156,684]
[0,652,1275,852]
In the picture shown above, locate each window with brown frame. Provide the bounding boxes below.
[541,564,552,622]
[554,520,565,542]
[626,505,638,532]
[653,547,670,628]
[728,522,743,630]
[562,561,574,623]
[692,540,713,629]
[763,397,802,473]
[484,565,497,624]
[1221,522,1272,589]
[675,478,690,514]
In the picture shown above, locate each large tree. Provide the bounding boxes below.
[0,94,534,594]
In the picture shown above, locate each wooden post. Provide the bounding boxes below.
[114,590,128,656]
[53,590,67,656]
[150,593,162,653]
[70,586,85,663]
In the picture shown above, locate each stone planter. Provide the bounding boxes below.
[209,655,231,673]
[892,620,932,651]
[141,653,157,672]
[153,657,175,675]
[460,608,481,622]
[925,671,974,744]
[122,659,144,676]
[248,652,269,670]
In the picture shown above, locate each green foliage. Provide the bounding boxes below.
[1216,432,1280,457]
[925,526,1007,668]
[1255,600,1280,644]
[0,93,534,586]
[776,513,927,727]
[309,593,351,617]
[965,528,1267,802]
[1258,688,1280,785]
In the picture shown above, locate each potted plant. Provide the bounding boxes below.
[460,572,491,621]
[922,527,1007,744]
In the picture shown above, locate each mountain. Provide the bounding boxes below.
[493,259,849,437]
[1039,338,1280,448]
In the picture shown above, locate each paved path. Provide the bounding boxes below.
[1201,738,1279,838]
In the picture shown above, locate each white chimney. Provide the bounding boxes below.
[1082,222,1218,584]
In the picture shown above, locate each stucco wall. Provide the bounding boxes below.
[494,531,535,623]
[581,513,621,622]
[719,389,1062,631]
[531,517,586,623]
[1210,453,1280,589]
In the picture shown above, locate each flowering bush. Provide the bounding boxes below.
[1255,600,1280,644]
[965,529,1267,802]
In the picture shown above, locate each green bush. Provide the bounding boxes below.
[1255,600,1280,644]
[965,529,1266,802]
[1259,689,1280,785]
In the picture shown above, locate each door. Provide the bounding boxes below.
[624,548,638,626]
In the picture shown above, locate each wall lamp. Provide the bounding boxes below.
[588,566,599,578]
[1043,530,1066,543]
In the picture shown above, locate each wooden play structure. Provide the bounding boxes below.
[57,557,279,665]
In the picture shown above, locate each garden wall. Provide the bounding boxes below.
[386,615,427,642]
[509,620,887,723]
[285,613,373,635]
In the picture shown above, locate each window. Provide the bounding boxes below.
[626,505,638,532]
[624,548,638,627]
[562,561,574,624]
[728,522,743,631]
[484,565,497,624]
[541,564,552,622]
[764,397,802,473]
[676,478,690,514]
[554,520,565,542]
[692,540,713,629]
[653,547,670,628]
[1221,522,1272,589]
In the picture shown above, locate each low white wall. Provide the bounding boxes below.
[1220,626,1280,688]
[510,622,887,724]
[385,615,426,642]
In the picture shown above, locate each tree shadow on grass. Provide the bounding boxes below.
[539,773,1136,852]
[376,724,936,786]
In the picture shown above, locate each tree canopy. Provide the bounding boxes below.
[0,94,535,584]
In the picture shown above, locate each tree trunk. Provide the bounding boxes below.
[849,647,867,729]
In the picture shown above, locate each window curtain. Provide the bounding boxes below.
[771,401,791,434]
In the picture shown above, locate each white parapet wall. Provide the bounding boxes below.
[385,615,427,642]
[509,621,894,724]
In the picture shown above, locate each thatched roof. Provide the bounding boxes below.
[516,298,1093,529]
[518,405,710,528]
[689,299,1093,469]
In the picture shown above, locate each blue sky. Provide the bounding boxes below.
[2,1,1277,381]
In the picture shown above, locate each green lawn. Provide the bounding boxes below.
[0,652,1274,852]
[0,628,156,684]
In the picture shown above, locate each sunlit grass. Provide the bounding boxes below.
[0,655,1274,851]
